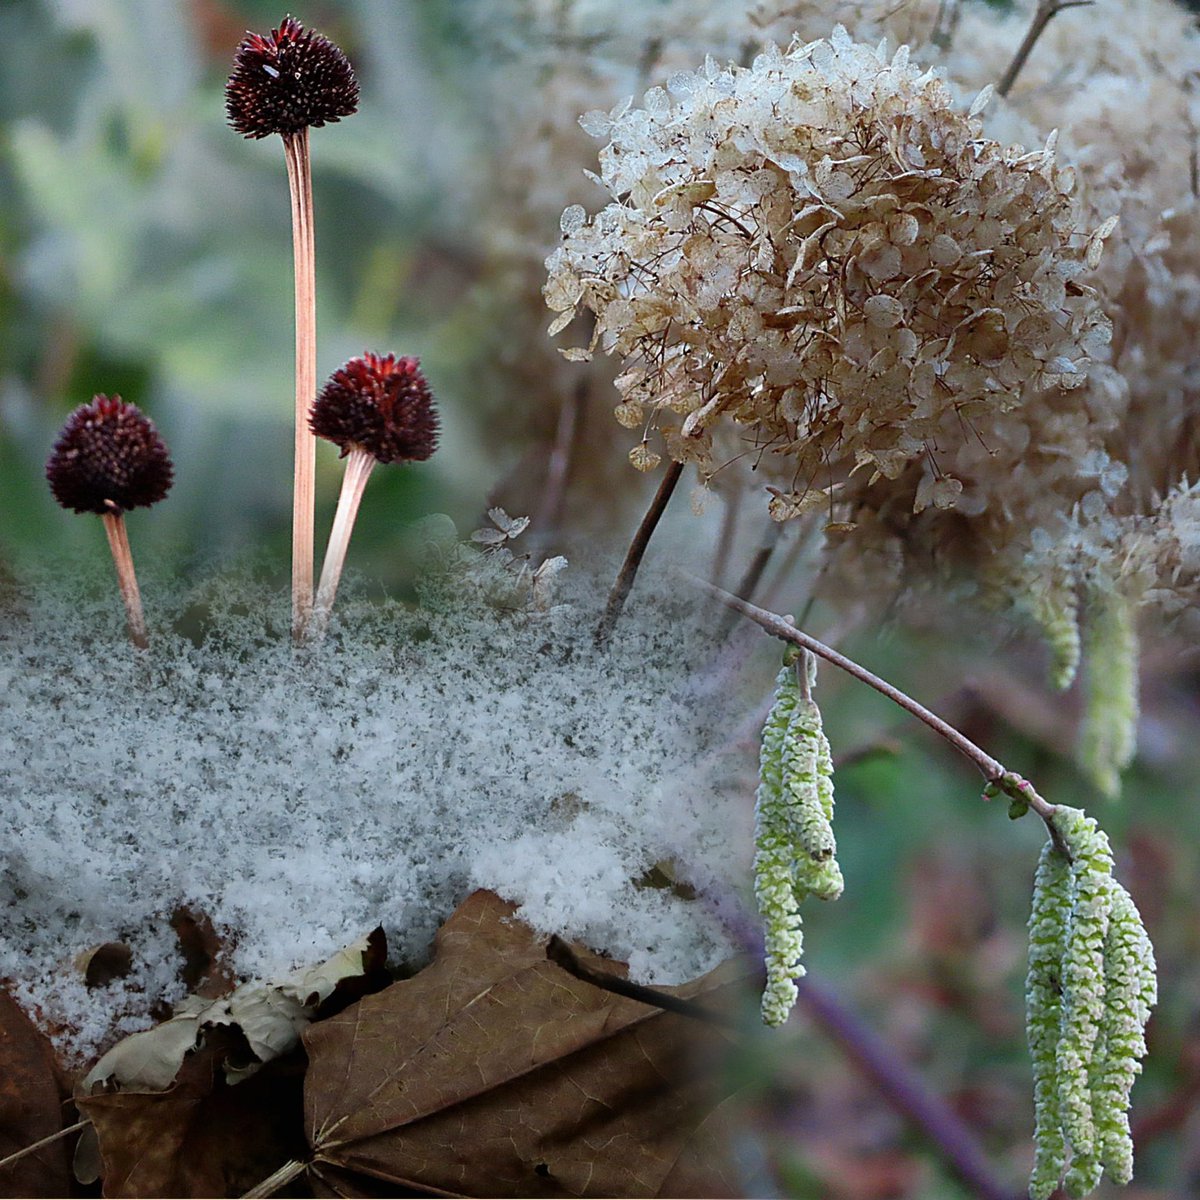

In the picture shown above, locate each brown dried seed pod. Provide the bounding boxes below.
[225,14,358,140]
[46,395,173,516]
[310,353,439,465]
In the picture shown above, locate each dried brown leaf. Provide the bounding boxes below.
[0,990,72,1197]
[303,890,750,1198]
[77,1030,308,1198]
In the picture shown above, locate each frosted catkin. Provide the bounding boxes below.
[755,663,806,1026]
[1032,585,1082,692]
[1056,809,1116,1161]
[1026,840,1073,1200]
[1026,805,1155,1199]
[1093,882,1157,1185]
[782,695,844,902]
[1079,592,1139,797]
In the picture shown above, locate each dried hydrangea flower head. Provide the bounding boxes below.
[309,354,439,638]
[225,15,358,139]
[310,353,439,464]
[546,28,1110,521]
[46,394,173,516]
[45,395,173,649]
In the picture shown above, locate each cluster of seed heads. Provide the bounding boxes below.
[754,649,843,1026]
[1026,806,1155,1199]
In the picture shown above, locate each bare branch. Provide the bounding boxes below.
[996,0,1095,98]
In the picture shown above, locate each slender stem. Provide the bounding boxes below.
[711,486,743,588]
[996,0,1094,98]
[533,381,585,546]
[310,447,376,640]
[283,128,317,643]
[794,978,1016,1200]
[688,573,1067,852]
[241,1158,307,1199]
[717,519,781,637]
[546,935,739,1029]
[100,511,148,649]
[595,459,685,646]
[0,1119,89,1174]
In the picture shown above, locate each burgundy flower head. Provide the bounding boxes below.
[46,395,174,516]
[310,354,439,464]
[225,15,358,139]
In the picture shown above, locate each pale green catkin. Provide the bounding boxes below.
[1026,806,1156,1200]
[754,654,844,1025]
[1093,881,1158,1185]
[1033,586,1082,692]
[1027,839,1073,1200]
[755,663,805,1026]
[1056,807,1116,1162]
[1079,592,1139,797]
[781,694,844,902]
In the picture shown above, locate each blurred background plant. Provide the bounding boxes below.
[2,1,1199,1197]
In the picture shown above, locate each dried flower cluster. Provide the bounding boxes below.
[754,651,841,1026]
[225,14,359,139]
[310,353,439,464]
[46,395,173,516]
[545,29,1110,520]
[1026,807,1155,1199]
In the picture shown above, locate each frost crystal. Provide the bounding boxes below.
[0,560,743,1059]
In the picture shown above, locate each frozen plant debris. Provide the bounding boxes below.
[0,556,742,1060]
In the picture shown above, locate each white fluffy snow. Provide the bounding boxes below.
[0,546,749,1060]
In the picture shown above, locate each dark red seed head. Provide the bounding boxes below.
[225,15,358,139]
[46,395,174,516]
[310,354,439,464]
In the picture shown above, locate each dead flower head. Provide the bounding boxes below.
[225,14,359,140]
[545,28,1112,520]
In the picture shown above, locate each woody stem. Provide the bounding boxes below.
[996,0,1094,98]
[101,512,148,650]
[595,460,684,647]
[283,128,317,643]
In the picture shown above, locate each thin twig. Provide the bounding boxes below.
[101,511,148,649]
[996,0,1094,98]
[283,128,318,643]
[0,1119,89,1174]
[687,573,1068,857]
[717,519,781,637]
[533,381,586,545]
[795,977,1018,1200]
[242,1157,308,1199]
[711,486,743,588]
[595,459,684,646]
[546,935,740,1029]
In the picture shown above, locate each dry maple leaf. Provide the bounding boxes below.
[0,990,72,1197]
[301,890,752,1198]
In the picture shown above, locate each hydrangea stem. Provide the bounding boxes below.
[310,447,376,640]
[996,0,1095,97]
[690,573,1067,851]
[595,459,684,646]
[101,511,148,650]
[283,128,317,644]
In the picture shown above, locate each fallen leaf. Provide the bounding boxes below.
[77,1029,308,1198]
[0,990,72,1197]
[80,928,385,1094]
[303,890,750,1197]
